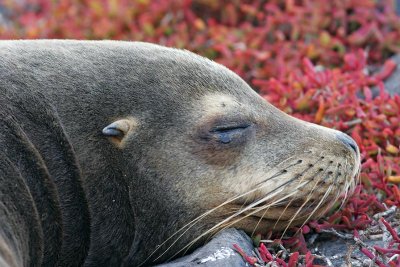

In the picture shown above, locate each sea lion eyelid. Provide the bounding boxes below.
[206,122,253,144]
[210,123,251,133]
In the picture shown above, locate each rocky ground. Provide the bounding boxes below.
[158,207,399,267]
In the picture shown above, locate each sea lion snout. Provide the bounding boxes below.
[336,132,359,154]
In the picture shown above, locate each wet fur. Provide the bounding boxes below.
[0,40,359,266]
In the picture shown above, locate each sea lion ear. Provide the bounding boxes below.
[102,117,138,147]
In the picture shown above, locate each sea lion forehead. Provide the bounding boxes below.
[193,93,254,118]
[194,92,268,122]
[201,94,241,112]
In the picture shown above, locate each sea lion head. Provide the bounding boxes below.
[98,44,360,265]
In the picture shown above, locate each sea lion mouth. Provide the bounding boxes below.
[237,198,326,220]
[231,163,361,230]
[244,203,327,220]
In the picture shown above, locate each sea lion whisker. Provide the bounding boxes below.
[336,160,351,211]
[294,184,335,237]
[294,182,337,238]
[245,188,309,236]
[168,188,287,261]
[348,159,360,191]
[203,224,227,245]
[255,157,306,186]
[279,166,331,238]
[158,156,309,261]
[308,161,342,209]
[181,177,314,255]
[296,161,345,232]
[222,193,292,238]
[219,186,305,236]
[352,167,361,191]
[150,159,299,256]
[339,185,350,210]
[315,163,344,217]
[271,157,329,230]
[271,178,314,230]
[150,162,299,263]
[345,163,360,201]
[182,190,299,256]
[248,178,312,215]
[254,169,292,187]
[250,206,271,236]
[166,176,306,261]
[150,185,268,261]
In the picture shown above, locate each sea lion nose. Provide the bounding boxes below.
[336,132,359,154]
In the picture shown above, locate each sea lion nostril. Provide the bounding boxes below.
[336,132,358,153]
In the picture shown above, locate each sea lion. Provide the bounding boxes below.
[0,40,360,266]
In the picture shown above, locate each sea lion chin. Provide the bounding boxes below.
[0,40,360,266]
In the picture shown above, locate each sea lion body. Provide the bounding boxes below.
[0,40,360,266]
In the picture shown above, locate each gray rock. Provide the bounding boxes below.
[156,229,254,267]
[310,233,388,266]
